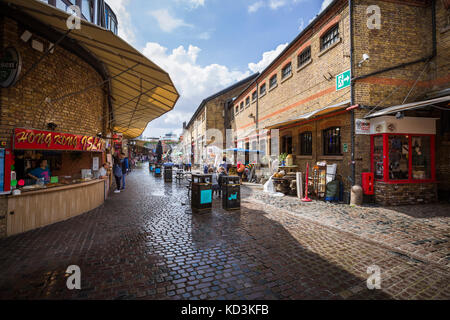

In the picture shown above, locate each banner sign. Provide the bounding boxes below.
[14,128,105,152]
[355,119,371,135]
[0,48,22,88]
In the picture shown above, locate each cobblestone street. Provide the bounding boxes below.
[0,166,448,300]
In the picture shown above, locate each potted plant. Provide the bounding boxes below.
[279,153,288,166]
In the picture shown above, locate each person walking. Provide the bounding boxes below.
[121,153,129,190]
[209,167,219,199]
[113,156,123,193]
[217,166,227,199]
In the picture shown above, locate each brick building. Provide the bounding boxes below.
[0,0,178,237]
[232,0,449,205]
[182,74,258,168]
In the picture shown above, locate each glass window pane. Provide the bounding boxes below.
[388,135,409,180]
[82,0,93,22]
[373,136,384,179]
[56,0,67,11]
[412,136,431,180]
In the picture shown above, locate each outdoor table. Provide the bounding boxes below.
[278,165,299,174]
[191,174,212,213]
[272,177,291,195]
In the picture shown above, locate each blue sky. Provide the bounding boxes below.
[107,0,332,138]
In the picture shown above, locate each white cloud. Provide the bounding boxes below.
[320,0,333,12]
[298,18,305,31]
[177,0,206,9]
[149,9,193,33]
[247,43,289,73]
[104,0,135,44]
[142,42,251,137]
[197,31,212,40]
[269,0,286,10]
[248,1,265,13]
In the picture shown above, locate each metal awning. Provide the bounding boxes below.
[5,0,179,139]
[265,100,351,130]
[364,96,450,118]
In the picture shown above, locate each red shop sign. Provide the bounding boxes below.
[13,128,105,152]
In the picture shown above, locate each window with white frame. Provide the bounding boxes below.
[269,74,277,89]
[321,24,339,51]
[282,62,292,79]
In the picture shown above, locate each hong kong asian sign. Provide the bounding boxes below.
[13,128,105,152]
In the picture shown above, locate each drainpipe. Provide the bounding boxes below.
[255,79,259,163]
[349,0,356,186]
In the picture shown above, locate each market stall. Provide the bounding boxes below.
[3,128,108,236]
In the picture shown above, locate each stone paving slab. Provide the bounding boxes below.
[0,167,448,300]
[247,187,450,268]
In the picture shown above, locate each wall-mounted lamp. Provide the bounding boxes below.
[395,112,404,120]
[20,30,32,42]
[248,113,256,122]
[47,122,57,131]
[357,53,370,67]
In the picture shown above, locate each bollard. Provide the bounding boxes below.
[350,185,363,206]
[191,174,212,213]
[222,176,241,211]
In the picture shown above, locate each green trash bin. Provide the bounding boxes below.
[222,176,241,211]
[154,164,162,177]
[164,164,173,182]
[191,174,212,213]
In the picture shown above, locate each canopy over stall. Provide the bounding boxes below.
[364,96,450,118]
[264,100,351,130]
[2,0,179,139]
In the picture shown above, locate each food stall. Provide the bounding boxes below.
[3,128,108,236]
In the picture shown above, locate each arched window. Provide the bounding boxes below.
[299,131,312,155]
[323,127,341,155]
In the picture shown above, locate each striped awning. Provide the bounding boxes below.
[4,0,179,139]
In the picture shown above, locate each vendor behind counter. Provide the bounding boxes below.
[27,159,51,184]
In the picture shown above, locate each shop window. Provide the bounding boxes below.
[321,24,339,51]
[260,83,266,95]
[298,46,311,68]
[299,131,312,155]
[374,134,435,182]
[323,127,341,155]
[388,135,409,180]
[252,90,257,102]
[282,135,293,154]
[282,62,292,79]
[269,74,277,89]
[372,135,384,179]
[412,136,431,180]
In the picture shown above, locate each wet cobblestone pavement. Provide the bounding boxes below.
[0,166,448,300]
[249,187,450,268]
